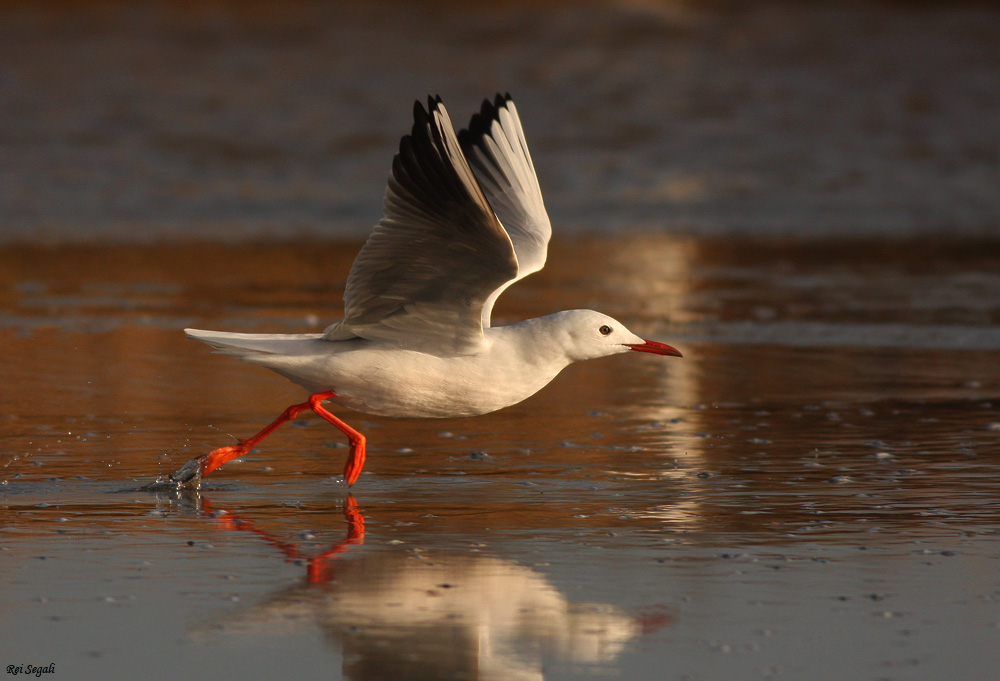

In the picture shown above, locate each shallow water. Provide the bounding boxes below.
[3,235,1000,680]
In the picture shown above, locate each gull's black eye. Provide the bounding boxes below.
[599,325,613,336]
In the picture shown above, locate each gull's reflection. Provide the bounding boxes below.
[186,495,668,681]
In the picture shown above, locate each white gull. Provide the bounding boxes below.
[169,94,681,487]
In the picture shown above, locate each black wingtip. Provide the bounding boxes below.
[399,96,447,186]
[412,96,448,135]
[458,92,514,149]
[423,95,444,116]
[410,93,517,155]
[412,98,428,127]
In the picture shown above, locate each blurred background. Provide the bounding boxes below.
[2,0,998,243]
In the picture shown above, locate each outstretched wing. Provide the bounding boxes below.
[324,97,519,355]
[459,94,552,326]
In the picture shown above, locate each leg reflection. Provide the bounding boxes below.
[200,495,365,585]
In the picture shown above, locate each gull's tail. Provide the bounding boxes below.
[184,328,326,358]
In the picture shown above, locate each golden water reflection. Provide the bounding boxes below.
[183,496,664,681]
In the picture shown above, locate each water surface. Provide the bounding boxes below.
[3,235,1000,680]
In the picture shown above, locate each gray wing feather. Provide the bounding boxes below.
[324,97,518,355]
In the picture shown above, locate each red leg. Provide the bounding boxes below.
[309,393,366,486]
[190,390,367,485]
[198,401,312,475]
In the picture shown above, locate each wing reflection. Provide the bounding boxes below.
[186,495,668,680]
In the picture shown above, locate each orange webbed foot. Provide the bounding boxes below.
[199,441,253,476]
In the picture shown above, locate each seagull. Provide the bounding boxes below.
[168,94,681,487]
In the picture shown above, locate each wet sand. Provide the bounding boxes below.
[3,236,1000,680]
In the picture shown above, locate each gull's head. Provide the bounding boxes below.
[555,310,682,362]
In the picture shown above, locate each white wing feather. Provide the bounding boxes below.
[459,94,552,326]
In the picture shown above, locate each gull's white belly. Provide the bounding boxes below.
[261,344,565,418]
